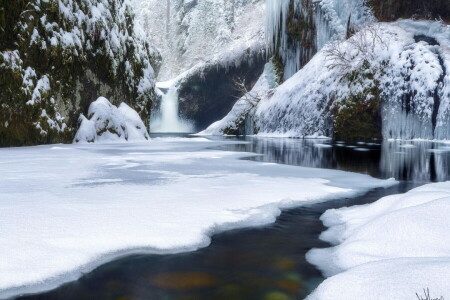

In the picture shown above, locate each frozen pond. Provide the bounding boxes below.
[5,136,450,299]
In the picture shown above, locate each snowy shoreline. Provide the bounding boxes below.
[306,182,450,300]
[0,138,395,299]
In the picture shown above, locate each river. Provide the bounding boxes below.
[16,136,450,300]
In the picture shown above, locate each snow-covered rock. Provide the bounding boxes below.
[74,97,149,143]
[306,182,450,300]
[208,20,450,139]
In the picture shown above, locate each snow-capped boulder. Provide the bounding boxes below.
[74,98,149,143]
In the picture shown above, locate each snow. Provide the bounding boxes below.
[0,138,395,298]
[214,20,450,139]
[26,75,50,105]
[131,0,265,81]
[73,97,149,143]
[307,258,450,300]
[0,50,22,71]
[306,182,450,300]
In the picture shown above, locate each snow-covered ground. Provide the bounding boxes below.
[306,182,450,300]
[0,138,395,298]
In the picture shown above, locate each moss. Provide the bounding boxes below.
[223,116,246,136]
[271,55,285,84]
[0,0,160,146]
[272,0,317,78]
[286,0,315,51]
[333,66,383,139]
[0,0,31,50]
[334,93,382,139]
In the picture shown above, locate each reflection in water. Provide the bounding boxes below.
[380,141,450,182]
[219,137,450,183]
[16,137,450,300]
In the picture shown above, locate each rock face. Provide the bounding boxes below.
[266,0,372,81]
[369,0,450,22]
[0,0,161,146]
[204,0,450,140]
[198,61,279,136]
[177,54,266,131]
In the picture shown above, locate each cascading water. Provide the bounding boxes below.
[150,87,194,133]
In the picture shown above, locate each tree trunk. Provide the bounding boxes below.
[166,0,170,36]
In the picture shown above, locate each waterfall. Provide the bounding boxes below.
[150,87,194,133]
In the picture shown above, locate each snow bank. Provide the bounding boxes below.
[307,258,450,300]
[306,182,450,300]
[0,138,395,298]
[73,97,149,143]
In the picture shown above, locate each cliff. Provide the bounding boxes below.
[0,0,161,146]
[202,0,450,139]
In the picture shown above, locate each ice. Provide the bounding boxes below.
[265,0,371,80]
[306,182,450,299]
[314,144,333,149]
[0,138,395,298]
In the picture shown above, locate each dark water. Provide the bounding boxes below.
[16,137,450,300]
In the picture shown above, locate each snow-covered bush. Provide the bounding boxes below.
[74,97,149,143]
[0,0,160,146]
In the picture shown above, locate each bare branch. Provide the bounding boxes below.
[324,24,387,75]
[232,76,262,107]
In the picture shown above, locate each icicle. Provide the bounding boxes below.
[265,0,371,80]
